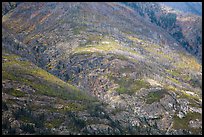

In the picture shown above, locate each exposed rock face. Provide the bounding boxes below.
[2,2,202,135]
[2,2,20,16]
[123,2,202,62]
[159,2,202,16]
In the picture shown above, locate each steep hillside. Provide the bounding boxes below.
[122,2,202,62]
[159,2,202,16]
[2,51,124,135]
[159,3,202,63]
[2,2,202,135]
[2,2,20,16]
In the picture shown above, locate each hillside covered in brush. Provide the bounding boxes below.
[2,2,202,135]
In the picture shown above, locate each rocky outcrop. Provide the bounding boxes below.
[123,2,202,62]
[2,2,20,16]
[2,2,202,135]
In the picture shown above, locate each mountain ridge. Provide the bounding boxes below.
[2,2,202,135]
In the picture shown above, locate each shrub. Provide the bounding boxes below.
[146,89,168,104]
[159,13,177,29]
[2,101,8,111]
[112,77,150,95]
[20,124,35,133]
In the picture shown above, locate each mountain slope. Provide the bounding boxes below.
[159,2,202,16]
[122,2,202,62]
[2,50,126,135]
[2,2,20,16]
[2,2,202,135]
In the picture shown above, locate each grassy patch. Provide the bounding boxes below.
[74,40,119,53]
[166,69,180,77]
[146,89,168,104]
[5,99,16,105]
[167,76,181,84]
[63,102,86,112]
[174,52,201,72]
[11,89,26,97]
[4,88,26,97]
[79,34,103,46]
[144,47,173,61]
[165,85,177,92]
[182,74,191,82]
[164,85,201,106]
[107,53,129,61]
[179,90,201,103]
[109,76,150,95]
[127,35,145,43]
[173,112,202,134]
[73,37,139,56]
[2,52,95,102]
[188,102,202,108]
[44,118,64,128]
[166,69,192,83]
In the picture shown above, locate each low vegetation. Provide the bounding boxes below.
[173,112,202,134]
[109,76,151,95]
[146,89,168,104]
[2,52,95,102]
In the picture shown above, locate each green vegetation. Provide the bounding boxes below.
[31,101,86,114]
[174,52,201,72]
[73,37,139,58]
[2,52,95,102]
[165,68,193,85]
[24,33,45,45]
[159,13,177,29]
[165,85,177,92]
[173,112,202,134]
[167,76,181,84]
[188,102,202,108]
[107,54,130,61]
[4,87,26,97]
[63,102,86,112]
[146,89,168,104]
[144,47,173,61]
[109,76,150,95]
[14,107,45,128]
[10,89,25,97]
[182,74,191,82]
[127,35,144,43]
[79,34,103,46]
[128,36,174,62]
[74,39,119,52]
[164,85,201,107]
[179,90,200,103]
[166,69,180,77]
[44,118,64,128]
[73,25,87,35]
